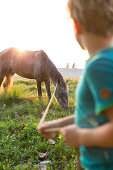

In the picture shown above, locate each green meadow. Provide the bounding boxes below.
[0,79,80,170]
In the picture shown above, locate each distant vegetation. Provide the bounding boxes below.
[0,79,80,169]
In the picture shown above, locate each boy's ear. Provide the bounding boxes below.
[72,19,81,35]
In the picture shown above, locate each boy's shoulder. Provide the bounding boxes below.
[86,47,113,73]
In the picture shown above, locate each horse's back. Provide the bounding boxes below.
[11,49,36,78]
[10,49,49,80]
[0,48,34,78]
[0,48,51,81]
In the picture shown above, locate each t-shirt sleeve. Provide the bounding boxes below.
[86,59,113,114]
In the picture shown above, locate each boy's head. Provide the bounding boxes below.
[67,0,113,38]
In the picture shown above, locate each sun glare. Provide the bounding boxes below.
[17,47,25,53]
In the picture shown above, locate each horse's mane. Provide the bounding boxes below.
[41,51,66,87]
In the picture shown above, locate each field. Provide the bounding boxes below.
[0,79,80,170]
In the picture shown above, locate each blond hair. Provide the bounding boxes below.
[67,0,113,37]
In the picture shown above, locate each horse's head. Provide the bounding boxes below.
[55,78,69,109]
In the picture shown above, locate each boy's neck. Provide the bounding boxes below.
[83,33,113,57]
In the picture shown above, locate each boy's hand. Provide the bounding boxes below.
[38,121,60,139]
[60,124,81,148]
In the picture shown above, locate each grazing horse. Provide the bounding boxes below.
[0,48,69,109]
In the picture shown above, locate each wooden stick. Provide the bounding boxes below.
[39,84,57,125]
[43,127,61,132]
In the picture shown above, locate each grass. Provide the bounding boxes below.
[0,79,80,169]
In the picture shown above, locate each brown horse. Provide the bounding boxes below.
[0,48,69,109]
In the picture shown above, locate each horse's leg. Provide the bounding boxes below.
[3,73,14,91]
[36,80,42,98]
[45,80,51,99]
[0,75,5,87]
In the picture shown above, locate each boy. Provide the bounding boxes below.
[38,0,113,169]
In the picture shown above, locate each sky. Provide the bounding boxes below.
[0,0,88,68]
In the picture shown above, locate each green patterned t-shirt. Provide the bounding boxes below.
[75,47,113,170]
